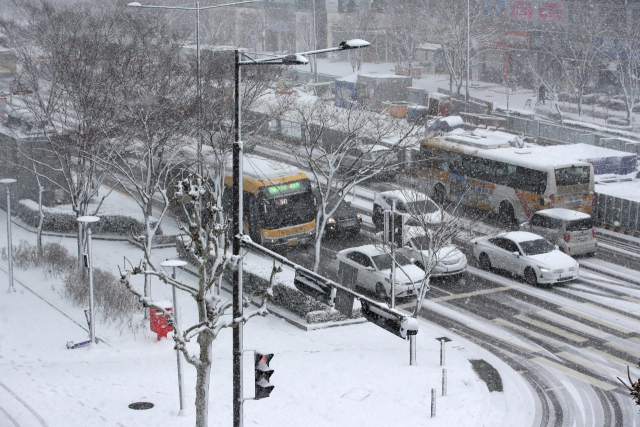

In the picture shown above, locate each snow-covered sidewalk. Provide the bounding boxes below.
[0,205,535,427]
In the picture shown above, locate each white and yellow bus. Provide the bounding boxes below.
[223,155,316,250]
[419,134,595,224]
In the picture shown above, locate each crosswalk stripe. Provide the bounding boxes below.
[531,357,617,391]
[461,321,540,353]
[514,315,588,343]
[584,346,640,375]
[581,303,640,331]
[536,309,611,340]
[430,285,511,302]
[628,337,640,345]
[492,318,566,349]
[558,307,634,334]
[605,341,640,359]
[556,351,620,379]
[622,296,640,305]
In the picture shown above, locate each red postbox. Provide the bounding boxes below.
[150,301,173,340]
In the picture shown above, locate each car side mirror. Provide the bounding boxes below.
[555,245,559,250]
[409,258,416,263]
[520,222,529,229]
[366,266,375,271]
[512,251,520,257]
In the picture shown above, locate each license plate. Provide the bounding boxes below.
[288,238,298,246]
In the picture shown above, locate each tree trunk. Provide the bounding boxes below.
[313,216,326,273]
[36,186,44,259]
[577,86,584,116]
[194,334,213,427]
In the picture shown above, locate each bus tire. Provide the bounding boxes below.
[499,201,515,225]
[434,184,446,205]
[479,253,491,270]
[524,267,538,286]
[376,283,387,301]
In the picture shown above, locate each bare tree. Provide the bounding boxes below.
[0,0,139,265]
[384,1,429,77]
[274,97,417,273]
[618,362,640,409]
[528,53,567,124]
[120,172,280,427]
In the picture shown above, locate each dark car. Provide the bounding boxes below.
[314,189,362,237]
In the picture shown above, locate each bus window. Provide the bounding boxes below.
[555,166,590,186]
[512,167,547,194]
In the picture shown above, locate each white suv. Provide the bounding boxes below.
[372,190,451,231]
[520,208,597,256]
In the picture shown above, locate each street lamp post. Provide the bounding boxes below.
[160,259,188,414]
[1,178,17,293]
[233,38,370,427]
[127,0,255,173]
[466,0,470,103]
[77,216,100,348]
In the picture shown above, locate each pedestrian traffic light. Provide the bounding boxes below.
[254,351,274,400]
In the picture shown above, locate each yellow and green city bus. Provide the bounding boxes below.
[418,134,595,223]
[223,155,316,250]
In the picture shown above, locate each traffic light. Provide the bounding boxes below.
[254,351,274,400]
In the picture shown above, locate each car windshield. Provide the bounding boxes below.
[566,218,592,231]
[519,239,555,256]
[371,252,413,270]
[397,199,440,214]
[410,236,431,250]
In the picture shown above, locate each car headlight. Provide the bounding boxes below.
[327,218,336,224]
[538,266,551,273]
[357,214,362,221]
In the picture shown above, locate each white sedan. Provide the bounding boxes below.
[399,227,467,279]
[471,231,579,286]
[335,245,424,301]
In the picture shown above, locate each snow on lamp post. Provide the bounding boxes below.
[1,178,17,293]
[77,215,100,348]
[233,38,370,427]
[160,259,188,414]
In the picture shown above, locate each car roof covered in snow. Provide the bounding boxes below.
[533,208,592,221]
[338,244,385,257]
[502,231,548,243]
[378,189,431,203]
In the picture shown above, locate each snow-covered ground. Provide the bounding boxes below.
[0,192,536,427]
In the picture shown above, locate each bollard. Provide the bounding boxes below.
[436,336,451,366]
[431,388,436,417]
[442,368,447,396]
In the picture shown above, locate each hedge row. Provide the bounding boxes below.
[17,200,162,236]
[176,240,360,324]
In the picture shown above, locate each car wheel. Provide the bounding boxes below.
[524,267,538,286]
[587,252,596,257]
[376,282,387,301]
[434,184,446,205]
[499,201,515,226]
[479,253,491,270]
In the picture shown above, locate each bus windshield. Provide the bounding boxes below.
[261,181,315,229]
[555,166,590,186]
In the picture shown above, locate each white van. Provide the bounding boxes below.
[520,208,597,256]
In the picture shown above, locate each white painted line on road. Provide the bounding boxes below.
[492,318,566,349]
[558,307,635,335]
[513,315,588,343]
[583,346,640,377]
[429,284,454,296]
[455,321,540,354]
[605,341,640,360]
[629,337,640,345]
[581,303,640,331]
[396,302,416,309]
[531,357,617,391]
[535,310,611,340]
[622,296,640,305]
[430,285,512,302]
[544,385,565,392]
[555,351,620,379]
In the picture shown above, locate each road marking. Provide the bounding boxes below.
[455,321,540,353]
[544,385,565,392]
[396,302,416,309]
[581,303,640,331]
[536,309,611,340]
[605,341,640,359]
[513,315,588,343]
[556,351,620,379]
[622,296,640,305]
[492,318,566,349]
[583,346,640,374]
[430,285,512,302]
[429,285,453,296]
[531,357,617,391]
[629,337,640,345]
[558,307,635,334]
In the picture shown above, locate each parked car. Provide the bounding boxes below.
[471,231,579,286]
[313,189,362,237]
[335,245,424,301]
[372,190,451,231]
[399,226,467,279]
[337,144,398,180]
[520,208,597,257]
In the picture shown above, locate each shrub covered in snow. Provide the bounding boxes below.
[17,199,163,236]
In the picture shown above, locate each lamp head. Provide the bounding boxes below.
[0,178,17,185]
[127,2,142,6]
[281,53,309,65]
[339,39,370,50]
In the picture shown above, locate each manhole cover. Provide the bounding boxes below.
[128,402,154,410]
